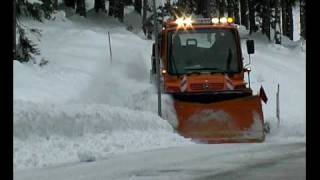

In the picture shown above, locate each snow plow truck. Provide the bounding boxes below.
[150,17,267,143]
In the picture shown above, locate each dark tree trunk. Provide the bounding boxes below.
[281,0,287,37]
[240,0,249,29]
[281,0,293,40]
[218,0,225,17]
[53,0,58,10]
[115,1,124,22]
[248,0,256,34]
[134,0,142,14]
[274,0,281,44]
[142,0,147,31]
[109,0,115,16]
[65,0,76,9]
[286,2,293,40]
[300,0,305,39]
[76,0,86,17]
[262,0,271,40]
[94,0,106,13]
[233,0,240,24]
[227,0,233,17]
[197,0,202,15]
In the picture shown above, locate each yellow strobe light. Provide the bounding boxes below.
[227,17,234,23]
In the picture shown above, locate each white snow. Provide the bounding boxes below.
[14,8,305,172]
[26,0,43,5]
[14,11,191,171]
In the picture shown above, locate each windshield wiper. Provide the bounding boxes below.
[184,67,222,71]
[186,71,201,75]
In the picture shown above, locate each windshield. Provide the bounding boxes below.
[168,29,240,75]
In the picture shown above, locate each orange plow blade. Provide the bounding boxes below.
[174,95,265,143]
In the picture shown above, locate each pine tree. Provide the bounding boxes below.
[240,0,249,29]
[16,26,41,62]
[15,0,54,62]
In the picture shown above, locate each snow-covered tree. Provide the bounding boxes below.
[15,0,55,62]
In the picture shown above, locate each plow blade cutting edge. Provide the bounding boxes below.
[174,95,265,143]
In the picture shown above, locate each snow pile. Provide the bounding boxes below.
[13,101,186,169]
[14,13,191,170]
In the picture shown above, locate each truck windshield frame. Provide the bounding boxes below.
[167,28,241,75]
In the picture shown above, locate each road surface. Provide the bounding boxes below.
[14,141,305,180]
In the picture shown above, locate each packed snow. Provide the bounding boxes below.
[14,7,305,173]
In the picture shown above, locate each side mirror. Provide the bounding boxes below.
[246,40,255,54]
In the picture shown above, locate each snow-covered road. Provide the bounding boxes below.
[15,141,305,180]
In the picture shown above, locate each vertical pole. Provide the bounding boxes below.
[276,83,280,128]
[247,71,251,89]
[152,0,162,117]
[248,54,251,89]
[108,31,112,64]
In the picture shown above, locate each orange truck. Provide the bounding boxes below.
[150,17,266,143]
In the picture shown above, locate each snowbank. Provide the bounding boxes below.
[14,12,191,170]
[14,100,188,170]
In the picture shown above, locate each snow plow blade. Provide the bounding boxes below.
[174,95,265,143]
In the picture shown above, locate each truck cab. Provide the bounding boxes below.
[151,17,254,97]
